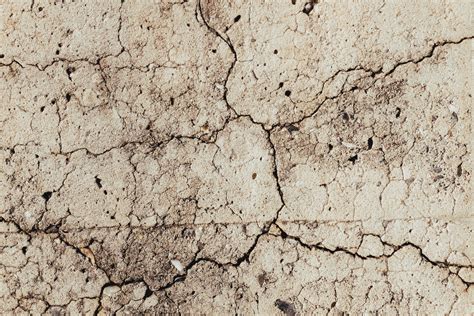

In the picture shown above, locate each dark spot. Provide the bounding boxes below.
[55,49,60,55]
[42,191,53,201]
[170,97,174,105]
[273,49,278,54]
[58,43,62,47]
[331,302,336,308]
[252,173,257,179]
[291,0,296,4]
[302,1,315,14]
[103,190,108,195]
[275,299,296,316]
[0,54,4,58]
[342,112,350,121]
[258,273,266,286]
[367,137,373,150]
[279,82,284,88]
[51,99,56,105]
[284,90,291,97]
[348,154,358,164]
[395,107,401,118]
[211,49,217,53]
[328,143,333,151]
[65,93,71,102]
[38,7,43,11]
[286,124,299,133]
[95,176,103,188]
[21,246,27,254]
[233,15,241,22]
[457,163,462,177]
[40,106,45,112]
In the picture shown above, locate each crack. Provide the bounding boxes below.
[274,224,473,287]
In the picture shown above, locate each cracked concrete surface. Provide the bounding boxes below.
[0,0,472,314]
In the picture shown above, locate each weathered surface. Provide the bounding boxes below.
[0,0,472,314]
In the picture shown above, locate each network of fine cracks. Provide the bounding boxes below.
[1,0,472,311]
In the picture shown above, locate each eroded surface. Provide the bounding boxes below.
[0,0,472,314]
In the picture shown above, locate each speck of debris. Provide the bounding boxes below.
[171,259,184,273]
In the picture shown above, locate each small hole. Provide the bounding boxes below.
[65,93,71,102]
[95,176,102,188]
[40,106,45,112]
[348,154,358,164]
[42,191,53,201]
[233,15,241,22]
[457,164,462,177]
[395,107,401,118]
[252,173,257,179]
[66,66,75,75]
[273,49,278,54]
[284,90,291,97]
[367,137,373,150]
[303,2,315,14]
[0,54,4,58]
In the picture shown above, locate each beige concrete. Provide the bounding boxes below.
[0,0,472,314]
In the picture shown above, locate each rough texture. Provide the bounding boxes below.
[0,0,472,314]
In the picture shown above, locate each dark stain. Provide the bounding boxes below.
[286,124,299,133]
[257,273,266,286]
[275,299,296,316]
